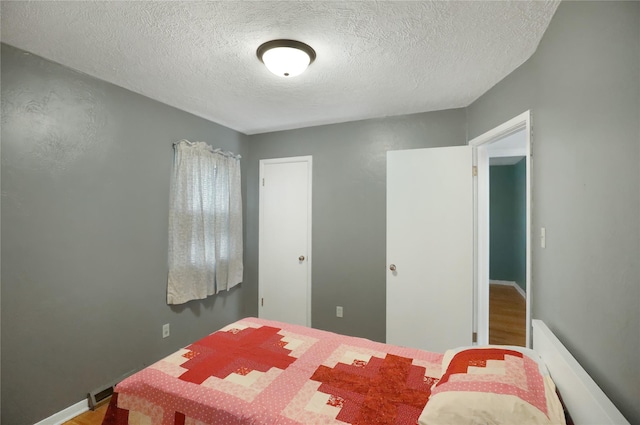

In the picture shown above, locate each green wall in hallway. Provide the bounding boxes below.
[489,159,526,291]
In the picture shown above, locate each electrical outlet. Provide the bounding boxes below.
[162,323,170,338]
[336,306,343,318]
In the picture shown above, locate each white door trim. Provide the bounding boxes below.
[33,399,88,425]
[258,156,313,327]
[469,111,532,347]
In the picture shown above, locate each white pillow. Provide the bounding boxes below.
[419,346,566,425]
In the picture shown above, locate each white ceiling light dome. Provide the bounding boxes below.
[257,39,316,78]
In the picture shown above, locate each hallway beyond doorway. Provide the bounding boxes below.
[489,283,526,346]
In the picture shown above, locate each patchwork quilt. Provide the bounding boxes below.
[103,318,443,425]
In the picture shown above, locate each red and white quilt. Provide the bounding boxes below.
[103,317,443,425]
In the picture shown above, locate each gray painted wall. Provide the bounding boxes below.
[245,110,467,342]
[1,44,250,425]
[467,2,640,422]
[489,161,526,290]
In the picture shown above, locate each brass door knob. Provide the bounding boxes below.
[389,264,396,271]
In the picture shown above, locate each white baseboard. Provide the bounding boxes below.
[34,399,88,425]
[490,280,526,299]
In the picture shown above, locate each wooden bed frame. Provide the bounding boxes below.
[532,320,629,425]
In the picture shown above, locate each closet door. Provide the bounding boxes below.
[386,146,473,352]
[259,156,312,326]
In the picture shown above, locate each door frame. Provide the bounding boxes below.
[258,155,313,327]
[470,111,532,347]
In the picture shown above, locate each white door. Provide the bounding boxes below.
[259,156,312,326]
[387,146,473,352]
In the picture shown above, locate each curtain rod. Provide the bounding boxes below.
[173,139,241,159]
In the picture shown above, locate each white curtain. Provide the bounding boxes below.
[167,140,243,305]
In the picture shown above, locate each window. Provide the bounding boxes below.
[167,140,242,304]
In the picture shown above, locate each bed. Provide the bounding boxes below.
[102,317,629,425]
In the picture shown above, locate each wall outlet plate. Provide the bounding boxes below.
[336,306,343,318]
[162,323,170,338]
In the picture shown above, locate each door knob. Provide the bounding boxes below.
[299,255,305,261]
[389,264,396,271]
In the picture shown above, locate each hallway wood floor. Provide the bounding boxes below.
[489,283,527,346]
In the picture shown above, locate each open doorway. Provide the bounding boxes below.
[470,111,532,348]
[487,144,527,346]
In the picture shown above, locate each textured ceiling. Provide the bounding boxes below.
[1,1,559,135]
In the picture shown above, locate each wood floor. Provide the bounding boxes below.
[63,401,109,425]
[489,283,526,346]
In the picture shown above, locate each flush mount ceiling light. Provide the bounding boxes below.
[257,39,316,78]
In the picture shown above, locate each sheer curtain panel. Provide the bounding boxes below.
[168,140,243,305]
